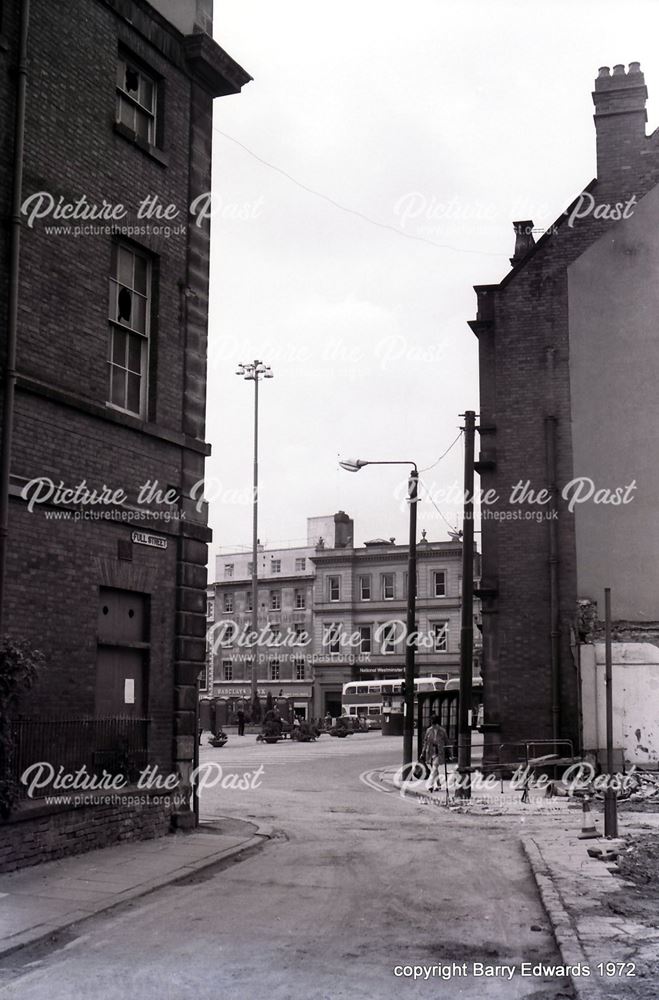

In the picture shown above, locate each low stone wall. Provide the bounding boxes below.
[0,792,174,873]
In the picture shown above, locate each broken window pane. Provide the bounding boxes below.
[125,65,139,95]
[118,287,132,325]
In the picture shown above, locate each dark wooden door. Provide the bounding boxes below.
[96,588,148,716]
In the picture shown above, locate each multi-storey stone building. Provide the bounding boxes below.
[205,513,354,720]
[469,63,659,767]
[0,0,250,865]
[312,534,480,717]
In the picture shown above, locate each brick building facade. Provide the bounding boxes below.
[469,63,659,765]
[0,0,250,856]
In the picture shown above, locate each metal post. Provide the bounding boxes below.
[0,0,30,635]
[457,411,475,798]
[403,469,418,768]
[604,587,618,838]
[192,675,200,827]
[250,366,259,700]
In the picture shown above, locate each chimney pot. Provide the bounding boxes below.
[592,62,648,186]
[598,66,611,78]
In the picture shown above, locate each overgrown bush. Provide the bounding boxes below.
[0,638,43,818]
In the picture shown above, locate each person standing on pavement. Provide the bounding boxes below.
[237,709,245,736]
[422,715,449,792]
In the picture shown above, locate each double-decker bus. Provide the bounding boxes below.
[341,676,447,728]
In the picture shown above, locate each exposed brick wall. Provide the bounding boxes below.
[0,795,173,874]
[470,65,659,761]
[0,0,250,853]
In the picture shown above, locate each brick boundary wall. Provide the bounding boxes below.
[0,793,173,873]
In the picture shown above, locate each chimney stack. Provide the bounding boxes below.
[510,221,535,266]
[592,63,647,191]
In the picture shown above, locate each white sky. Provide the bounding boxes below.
[206,0,659,567]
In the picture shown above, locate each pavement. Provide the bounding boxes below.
[0,815,270,960]
[375,762,659,999]
[521,815,659,1000]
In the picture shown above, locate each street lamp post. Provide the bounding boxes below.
[339,458,419,769]
[236,360,273,701]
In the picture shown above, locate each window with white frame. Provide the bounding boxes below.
[434,570,447,597]
[381,622,397,654]
[324,623,341,654]
[247,561,254,575]
[199,662,209,692]
[270,591,281,611]
[224,563,234,579]
[206,599,214,619]
[116,54,158,144]
[328,576,341,602]
[222,660,233,681]
[295,557,306,571]
[245,591,253,612]
[223,593,233,613]
[358,625,372,654]
[294,589,306,610]
[269,658,280,681]
[271,559,281,574]
[108,243,151,416]
[359,575,371,601]
[433,621,449,652]
[294,658,305,681]
[382,573,395,600]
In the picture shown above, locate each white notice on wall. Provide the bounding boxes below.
[124,678,135,705]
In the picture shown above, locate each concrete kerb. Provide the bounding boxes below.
[374,765,603,999]
[521,835,603,1000]
[0,821,272,961]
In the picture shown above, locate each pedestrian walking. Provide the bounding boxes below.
[422,715,449,792]
[237,709,245,736]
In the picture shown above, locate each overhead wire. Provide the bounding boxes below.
[214,128,508,259]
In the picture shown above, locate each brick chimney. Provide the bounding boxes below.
[510,221,535,266]
[333,511,354,548]
[592,63,647,190]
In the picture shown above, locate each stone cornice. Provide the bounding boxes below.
[183,34,252,96]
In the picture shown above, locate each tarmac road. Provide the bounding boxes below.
[0,734,573,1000]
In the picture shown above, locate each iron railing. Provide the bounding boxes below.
[9,716,150,799]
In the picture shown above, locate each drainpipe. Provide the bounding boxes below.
[0,0,30,635]
[545,414,560,744]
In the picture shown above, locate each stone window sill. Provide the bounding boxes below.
[113,121,168,168]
